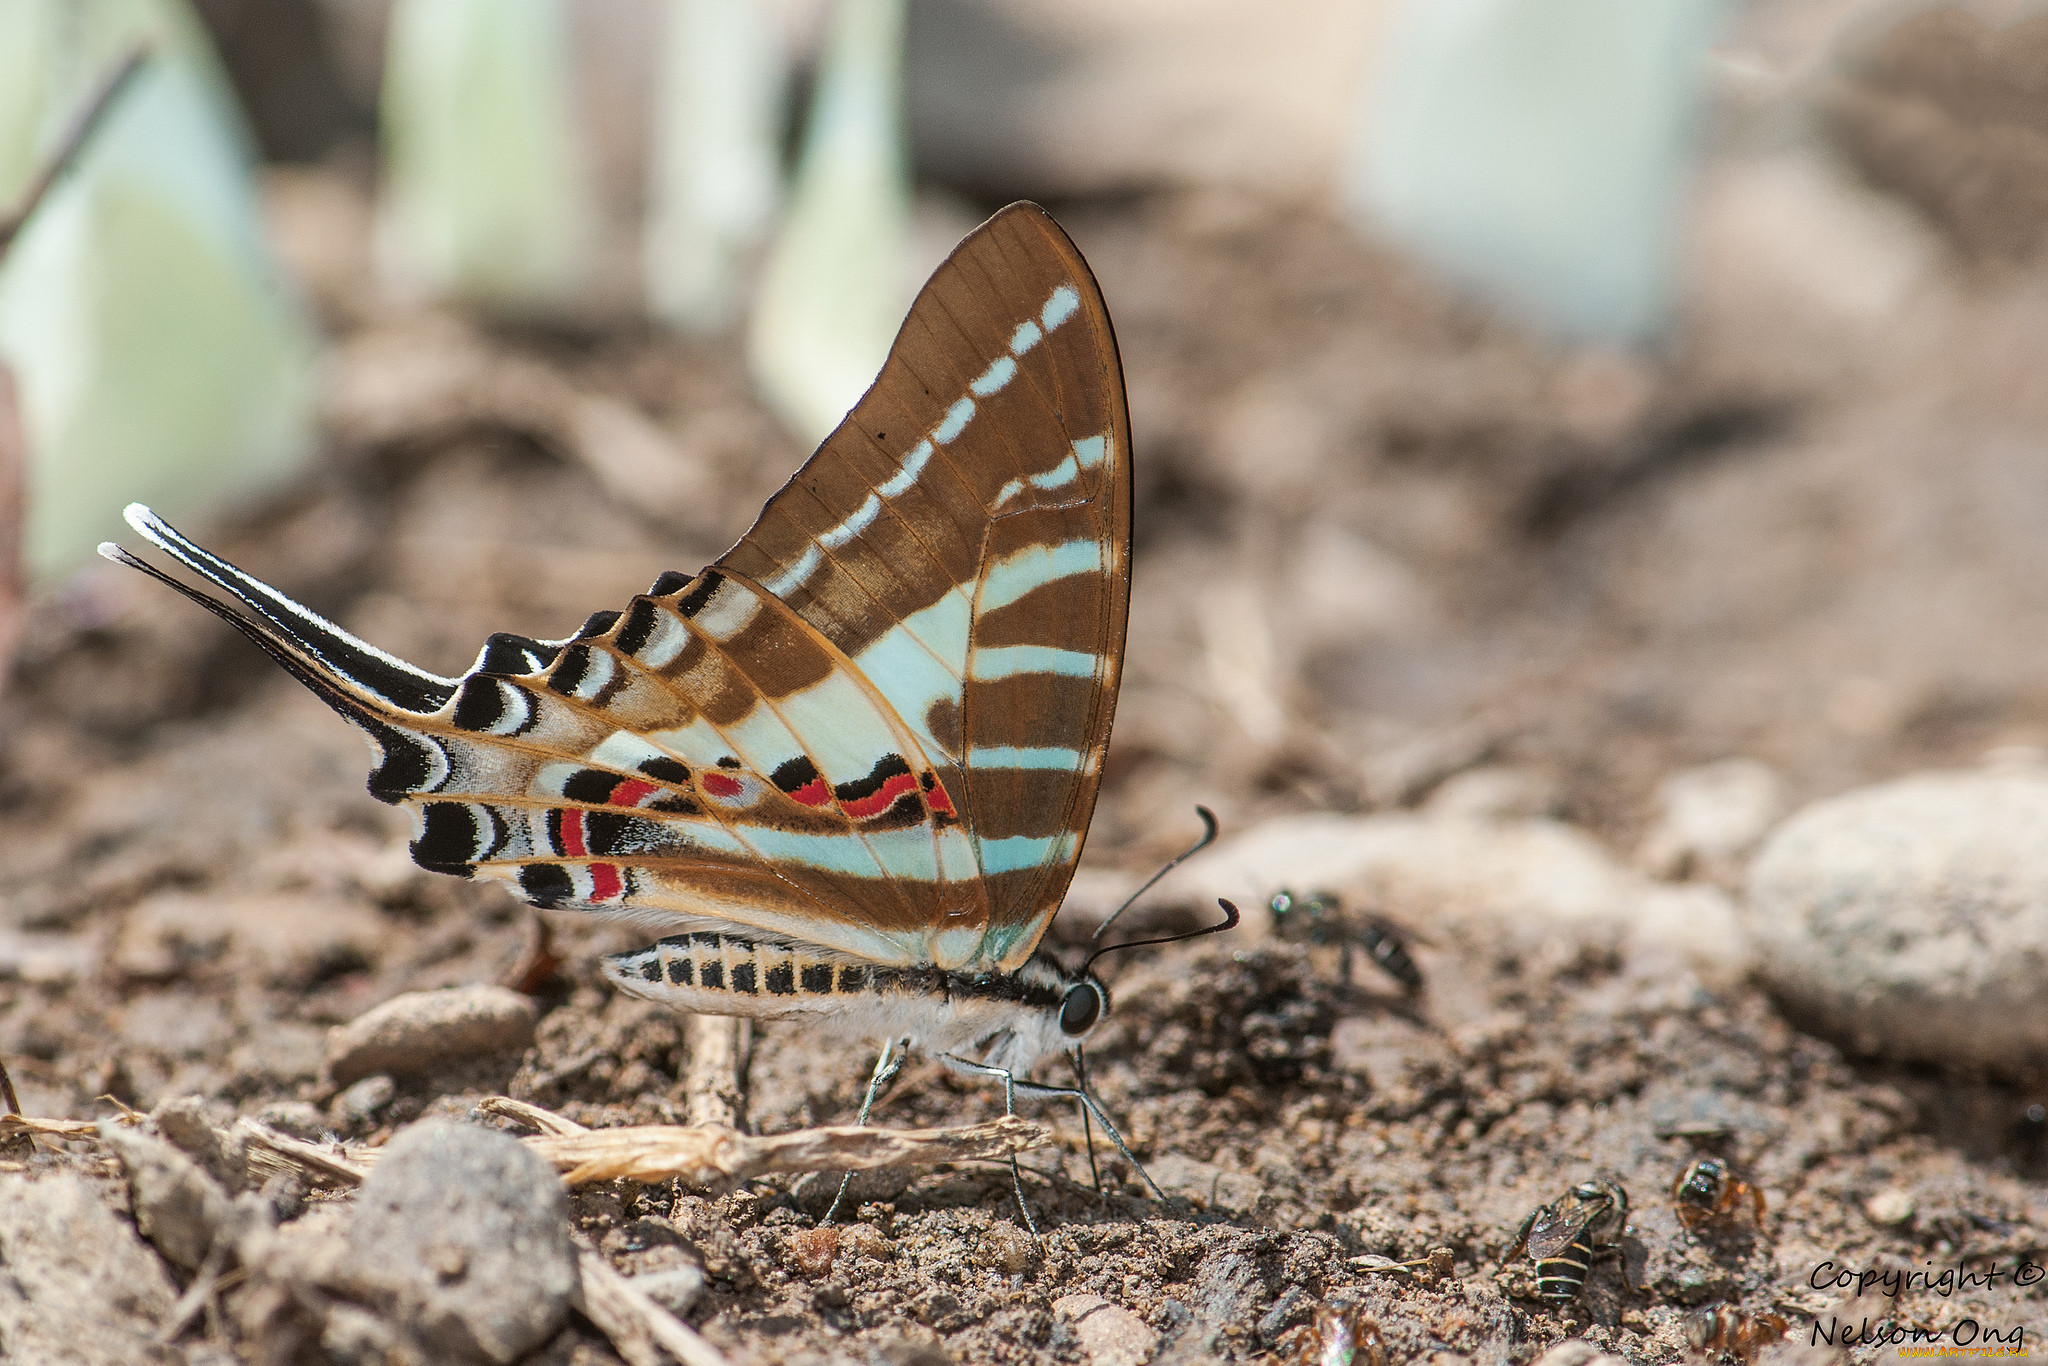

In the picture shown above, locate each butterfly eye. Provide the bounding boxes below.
[1059,982,1103,1037]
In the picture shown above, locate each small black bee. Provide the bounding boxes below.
[1673,1158,1765,1234]
[1505,1178,1632,1304]
[1686,1307,1788,1364]
[1268,889,1425,992]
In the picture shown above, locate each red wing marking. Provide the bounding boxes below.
[789,777,832,807]
[840,772,920,820]
[702,773,743,799]
[608,778,659,807]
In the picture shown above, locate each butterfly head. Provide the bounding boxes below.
[1058,975,1108,1040]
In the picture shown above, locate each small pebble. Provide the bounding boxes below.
[841,1223,895,1262]
[1053,1294,1158,1366]
[1864,1188,1916,1226]
[252,1099,329,1140]
[325,985,538,1085]
[1747,768,2048,1069]
[628,1264,705,1315]
[97,1120,234,1272]
[346,1120,577,1364]
[330,1073,396,1125]
[151,1095,245,1191]
[1533,1341,1630,1366]
[977,1220,1038,1275]
[788,1225,840,1277]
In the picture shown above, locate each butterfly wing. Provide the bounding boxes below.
[105,203,1130,974]
[718,202,1132,970]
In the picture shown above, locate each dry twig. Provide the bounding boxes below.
[0,1113,99,1141]
[577,1249,733,1366]
[682,1014,752,1130]
[234,1118,371,1189]
[523,1114,1050,1189]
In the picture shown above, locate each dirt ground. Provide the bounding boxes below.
[2,178,2046,1364]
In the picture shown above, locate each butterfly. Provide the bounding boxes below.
[103,202,1233,1223]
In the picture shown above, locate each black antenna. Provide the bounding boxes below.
[1090,805,1218,947]
[1086,898,1241,975]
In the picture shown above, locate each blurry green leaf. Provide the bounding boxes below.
[749,0,910,445]
[1349,0,1727,343]
[378,0,591,313]
[645,0,787,334]
[0,0,315,580]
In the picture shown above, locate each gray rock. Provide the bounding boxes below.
[325,985,538,1085]
[99,1119,235,1271]
[345,1120,578,1364]
[627,1264,706,1316]
[0,1173,181,1365]
[1533,1342,1630,1366]
[151,1094,247,1191]
[1054,1294,1159,1366]
[1746,768,2048,1069]
[330,1073,396,1126]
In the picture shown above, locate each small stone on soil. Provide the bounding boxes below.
[1054,1293,1159,1366]
[345,1119,578,1364]
[98,1119,234,1271]
[325,984,538,1085]
[1747,767,2048,1068]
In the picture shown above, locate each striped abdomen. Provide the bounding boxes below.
[608,932,887,1006]
[1533,1236,1596,1303]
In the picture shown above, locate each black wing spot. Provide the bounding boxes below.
[519,863,573,908]
[639,956,661,983]
[771,755,821,793]
[562,768,618,805]
[576,610,621,640]
[583,811,632,857]
[411,803,481,875]
[676,572,721,618]
[699,959,725,990]
[731,962,758,994]
[639,756,690,785]
[614,599,660,656]
[649,796,700,815]
[717,755,743,770]
[367,726,443,802]
[649,570,692,596]
[478,631,559,675]
[666,956,692,986]
[799,963,833,994]
[764,962,795,996]
[547,644,594,696]
[836,965,868,994]
[451,677,509,732]
[833,753,913,804]
[869,792,926,830]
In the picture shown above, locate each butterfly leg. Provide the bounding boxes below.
[1009,1074,1168,1204]
[824,1037,910,1222]
[937,1054,1038,1236]
[1070,1047,1103,1197]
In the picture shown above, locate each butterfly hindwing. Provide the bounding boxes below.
[411,570,989,967]
[109,202,1130,976]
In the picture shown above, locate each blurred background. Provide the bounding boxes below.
[6,0,2048,871]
